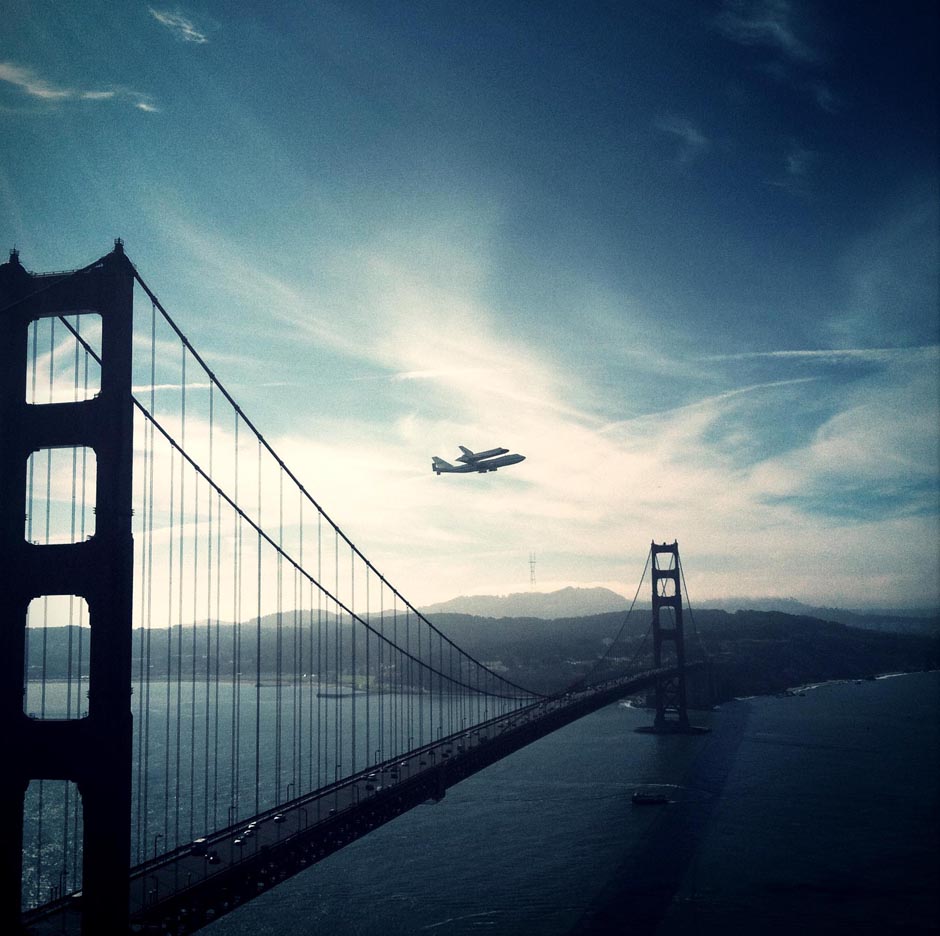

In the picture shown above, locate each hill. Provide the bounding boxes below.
[419,586,628,619]
[422,608,940,696]
[25,608,939,702]
[697,597,939,635]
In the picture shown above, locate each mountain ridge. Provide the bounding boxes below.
[418,586,938,632]
[418,586,628,619]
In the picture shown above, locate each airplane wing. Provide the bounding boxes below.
[432,456,474,474]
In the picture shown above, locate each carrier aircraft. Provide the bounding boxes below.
[432,445,526,475]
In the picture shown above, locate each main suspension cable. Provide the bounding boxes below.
[54,308,541,702]
[564,546,653,693]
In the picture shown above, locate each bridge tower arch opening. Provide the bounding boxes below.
[1,244,135,935]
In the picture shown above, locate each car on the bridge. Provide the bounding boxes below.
[273,813,285,823]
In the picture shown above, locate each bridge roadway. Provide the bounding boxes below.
[24,666,685,936]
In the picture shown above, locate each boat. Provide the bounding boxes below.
[631,791,669,805]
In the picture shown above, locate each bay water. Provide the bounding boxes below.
[201,671,939,935]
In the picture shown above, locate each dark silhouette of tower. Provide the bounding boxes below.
[637,540,707,735]
[0,244,135,934]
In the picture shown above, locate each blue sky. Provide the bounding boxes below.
[3,1,938,608]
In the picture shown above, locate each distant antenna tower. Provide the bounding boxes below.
[529,552,537,588]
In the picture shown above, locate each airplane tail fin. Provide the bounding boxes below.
[458,445,473,457]
[431,456,453,474]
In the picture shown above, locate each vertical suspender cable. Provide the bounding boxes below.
[201,415,211,836]
[297,514,304,791]
[175,346,187,852]
[164,441,176,846]
[365,572,370,771]
[255,438,263,816]
[350,551,356,775]
[275,468,283,802]
[317,510,322,792]
[190,376,199,843]
[232,414,242,823]
[378,586,385,764]
[296,488,303,802]
[205,382,215,832]
[212,384,222,829]
[334,530,340,780]
[390,603,396,755]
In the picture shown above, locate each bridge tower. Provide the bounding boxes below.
[0,245,135,934]
[637,540,705,734]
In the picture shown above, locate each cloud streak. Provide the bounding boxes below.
[150,8,209,44]
[654,116,710,164]
[142,193,939,610]
[715,0,815,61]
[703,345,940,364]
[0,62,72,100]
[0,61,156,112]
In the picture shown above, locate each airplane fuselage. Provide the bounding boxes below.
[432,452,525,475]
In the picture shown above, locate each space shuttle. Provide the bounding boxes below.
[432,445,525,475]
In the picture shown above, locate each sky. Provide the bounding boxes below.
[2,1,938,610]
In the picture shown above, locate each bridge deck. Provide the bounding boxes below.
[24,668,683,935]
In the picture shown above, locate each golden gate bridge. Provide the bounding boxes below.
[0,244,707,935]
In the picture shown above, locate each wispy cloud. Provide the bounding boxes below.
[763,141,815,192]
[654,116,710,164]
[599,377,818,433]
[704,346,940,364]
[715,2,838,115]
[812,81,839,113]
[785,143,812,177]
[0,61,156,112]
[0,61,77,100]
[391,367,487,383]
[132,382,214,394]
[826,190,940,348]
[144,205,939,608]
[716,0,815,61]
[150,8,209,44]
